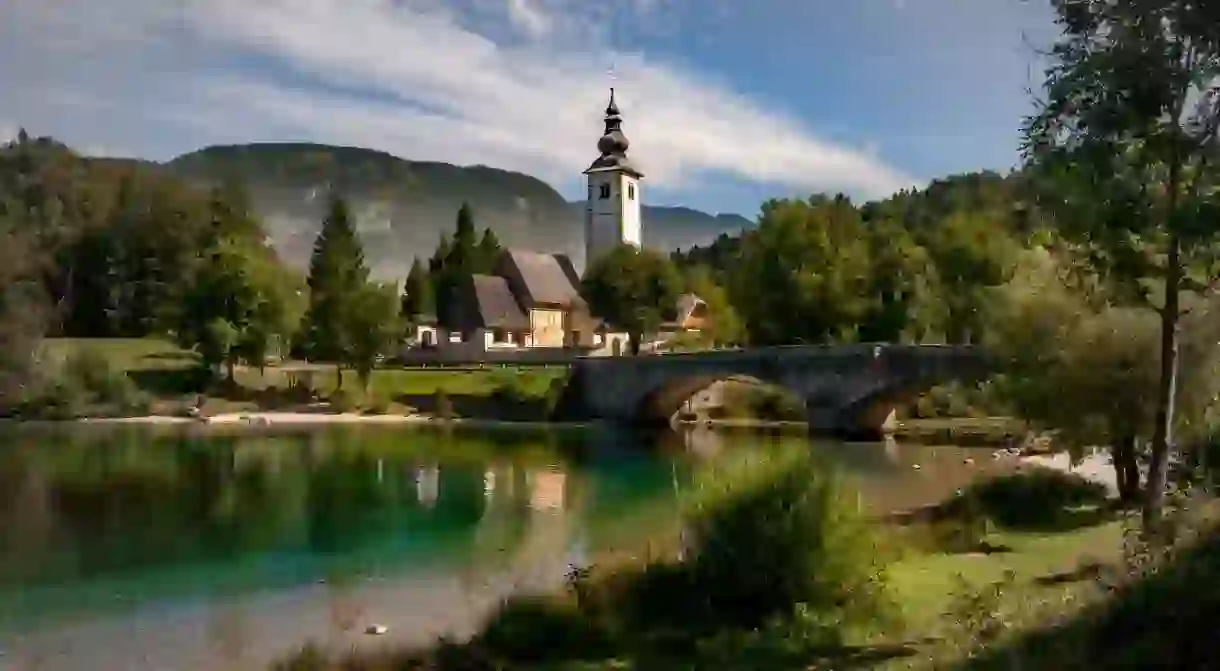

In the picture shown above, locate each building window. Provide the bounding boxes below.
[599,184,611,199]
[628,184,635,200]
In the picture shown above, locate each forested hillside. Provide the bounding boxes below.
[168,143,752,276]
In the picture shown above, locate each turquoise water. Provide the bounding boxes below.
[0,424,1001,670]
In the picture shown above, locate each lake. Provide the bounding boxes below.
[0,423,1015,670]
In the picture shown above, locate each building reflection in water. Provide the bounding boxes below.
[416,464,439,508]
[527,470,566,512]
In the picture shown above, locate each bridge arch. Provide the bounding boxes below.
[568,344,997,439]
[636,375,781,424]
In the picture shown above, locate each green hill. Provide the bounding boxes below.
[166,143,752,278]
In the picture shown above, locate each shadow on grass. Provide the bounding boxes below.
[955,520,1220,670]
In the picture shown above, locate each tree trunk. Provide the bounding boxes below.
[1112,434,1142,505]
[335,364,344,392]
[630,332,642,355]
[1144,165,1183,528]
[225,358,236,384]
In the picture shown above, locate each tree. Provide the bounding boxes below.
[920,211,1019,343]
[301,193,368,389]
[432,203,480,324]
[987,248,1158,502]
[728,196,875,345]
[477,227,501,272]
[178,235,263,381]
[683,264,746,346]
[400,257,434,323]
[582,244,684,354]
[0,224,46,411]
[1023,0,1220,522]
[346,283,402,390]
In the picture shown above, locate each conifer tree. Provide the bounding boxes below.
[400,257,433,322]
[301,193,368,389]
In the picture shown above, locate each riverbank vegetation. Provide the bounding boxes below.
[275,441,1219,671]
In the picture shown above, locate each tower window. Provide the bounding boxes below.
[628,184,635,200]
[598,184,611,199]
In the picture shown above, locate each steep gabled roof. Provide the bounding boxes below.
[498,249,587,309]
[446,274,529,332]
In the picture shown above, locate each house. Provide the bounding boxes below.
[413,248,632,358]
[661,293,710,334]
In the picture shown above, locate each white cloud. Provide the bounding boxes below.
[0,0,916,200]
[506,0,554,39]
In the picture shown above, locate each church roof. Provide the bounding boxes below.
[497,249,587,309]
[448,274,529,331]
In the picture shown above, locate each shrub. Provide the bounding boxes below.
[21,349,144,418]
[948,468,1110,529]
[477,596,613,664]
[678,447,896,634]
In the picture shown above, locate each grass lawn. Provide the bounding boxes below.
[886,520,1126,637]
[41,337,568,409]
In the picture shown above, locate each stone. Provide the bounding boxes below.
[365,624,389,636]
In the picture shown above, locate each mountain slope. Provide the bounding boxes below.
[166,143,752,278]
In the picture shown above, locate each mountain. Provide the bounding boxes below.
[164,143,753,279]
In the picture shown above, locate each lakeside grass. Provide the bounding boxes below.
[38,338,566,416]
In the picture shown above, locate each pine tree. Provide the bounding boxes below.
[400,257,433,322]
[477,227,501,273]
[301,193,368,389]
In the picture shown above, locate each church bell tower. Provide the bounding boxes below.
[583,88,643,269]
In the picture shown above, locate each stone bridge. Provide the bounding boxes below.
[564,344,995,440]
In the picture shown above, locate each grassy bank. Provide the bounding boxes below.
[272,449,1182,671]
[20,338,567,421]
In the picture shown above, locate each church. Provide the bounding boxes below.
[405,90,708,359]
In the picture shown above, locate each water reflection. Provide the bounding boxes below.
[0,423,1012,670]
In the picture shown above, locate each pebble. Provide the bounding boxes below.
[365,624,389,636]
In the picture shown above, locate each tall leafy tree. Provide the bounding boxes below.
[582,244,684,354]
[301,193,368,389]
[729,196,875,345]
[683,264,746,347]
[347,283,402,390]
[1023,0,1220,521]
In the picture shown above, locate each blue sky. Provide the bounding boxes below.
[0,0,1058,218]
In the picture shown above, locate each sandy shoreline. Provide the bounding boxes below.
[75,411,434,426]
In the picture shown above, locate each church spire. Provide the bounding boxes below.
[596,88,630,160]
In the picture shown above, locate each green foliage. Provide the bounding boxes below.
[429,203,501,323]
[945,469,1110,531]
[22,348,149,419]
[581,244,684,352]
[721,384,806,422]
[681,264,745,346]
[1023,0,1220,520]
[346,282,402,389]
[478,596,614,664]
[301,193,369,363]
[0,224,45,411]
[399,257,433,321]
[680,447,895,632]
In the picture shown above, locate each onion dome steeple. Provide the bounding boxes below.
[585,88,642,178]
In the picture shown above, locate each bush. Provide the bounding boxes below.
[477,596,614,663]
[21,349,145,418]
[678,447,896,634]
[947,468,1110,530]
[722,384,806,422]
